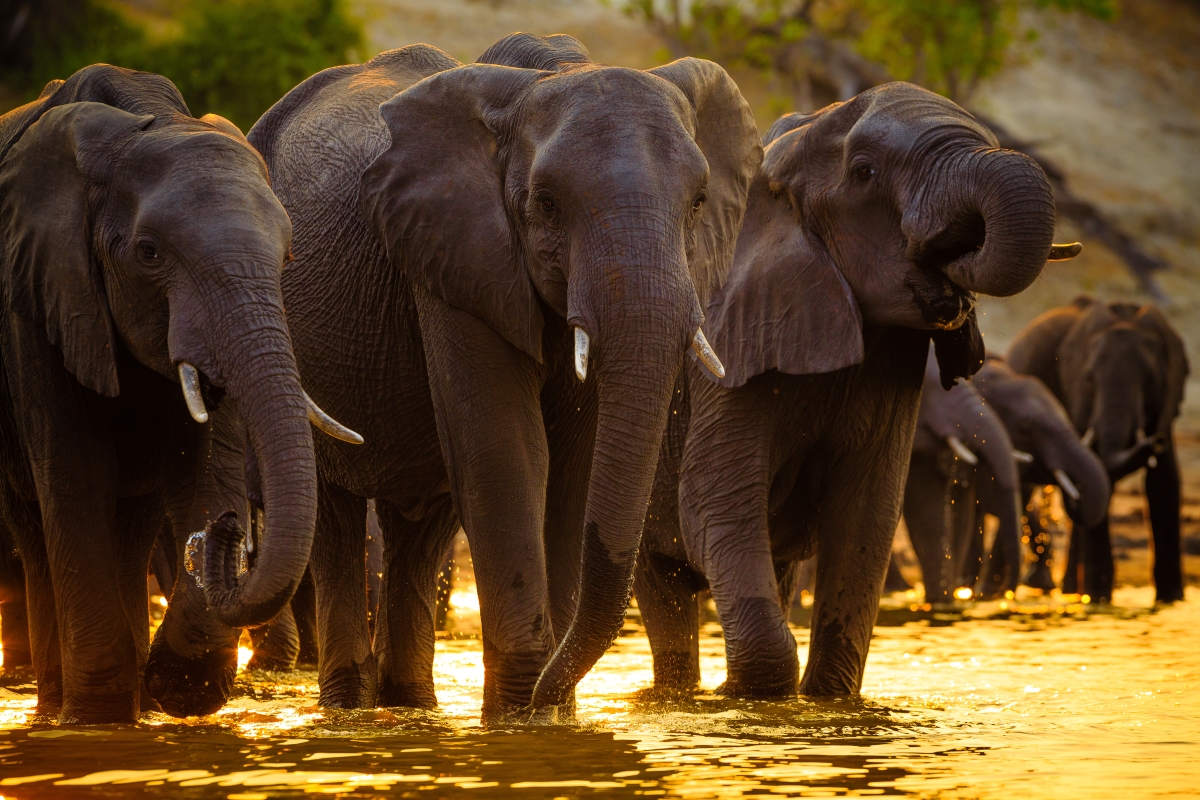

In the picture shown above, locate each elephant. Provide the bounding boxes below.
[968,355,1110,592]
[900,347,1024,603]
[634,82,1075,699]
[146,34,761,721]
[1006,296,1188,603]
[0,65,355,723]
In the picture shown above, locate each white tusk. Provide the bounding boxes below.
[178,362,209,424]
[304,391,364,445]
[1148,455,1158,469]
[947,435,979,465]
[1054,469,1080,502]
[1080,427,1095,448]
[574,327,589,382]
[692,328,725,379]
[1013,450,1034,464]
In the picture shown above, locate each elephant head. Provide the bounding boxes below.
[358,35,761,707]
[1057,300,1188,481]
[0,65,355,629]
[976,356,1110,528]
[912,347,1023,597]
[705,82,1073,390]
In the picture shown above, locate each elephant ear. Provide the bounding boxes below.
[0,102,154,397]
[649,58,762,307]
[930,309,986,390]
[360,64,546,361]
[1135,305,1189,435]
[703,173,863,388]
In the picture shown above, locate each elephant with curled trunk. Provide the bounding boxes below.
[150,34,760,721]
[635,83,1076,699]
[0,65,352,723]
[1007,297,1188,603]
[968,355,1110,592]
[900,347,1024,603]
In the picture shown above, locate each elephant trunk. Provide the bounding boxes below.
[200,299,318,629]
[933,148,1057,297]
[532,258,695,709]
[1042,430,1111,527]
[973,404,1022,593]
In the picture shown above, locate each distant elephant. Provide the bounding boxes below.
[901,347,1024,603]
[1007,297,1188,602]
[149,34,760,721]
[970,355,1110,591]
[635,82,1074,699]
[0,65,353,723]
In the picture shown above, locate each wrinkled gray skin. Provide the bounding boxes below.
[968,355,1110,592]
[151,35,761,722]
[901,347,1023,603]
[0,65,319,723]
[636,83,1060,699]
[1007,297,1187,603]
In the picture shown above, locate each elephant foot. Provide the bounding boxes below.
[485,702,574,727]
[715,679,798,699]
[650,652,700,695]
[59,690,137,725]
[1021,561,1056,592]
[145,637,237,718]
[376,676,438,709]
[318,659,377,709]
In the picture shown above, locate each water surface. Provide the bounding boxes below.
[1,587,1196,798]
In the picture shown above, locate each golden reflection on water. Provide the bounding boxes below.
[0,586,1197,798]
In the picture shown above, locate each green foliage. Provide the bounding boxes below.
[1,0,364,130]
[154,0,364,130]
[627,0,1118,104]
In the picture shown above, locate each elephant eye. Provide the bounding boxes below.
[135,241,159,262]
[852,162,876,182]
[692,192,707,213]
[537,194,559,217]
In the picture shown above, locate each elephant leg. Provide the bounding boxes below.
[415,288,555,720]
[310,479,374,708]
[112,493,166,715]
[365,500,383,637]
[634,548,701,694]
[699,466,796,697]
[1020,487,1056,590]
[372,497,458,708]
[247,604,300,671]
[775,560,801,617]
[6,502,58,707]
[1064,515,1113,602]
[147,406,245,718]
[1146,443,1183,603]
[803,421,916,697]
[903,456,955,603]
[292,568,318,667]
[883,553,912,593]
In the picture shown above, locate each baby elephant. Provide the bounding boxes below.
[635,82,1076,699]
[1007,297,1187,602]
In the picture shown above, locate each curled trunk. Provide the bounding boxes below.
[201,313,318,628]
[940,149,1056,297]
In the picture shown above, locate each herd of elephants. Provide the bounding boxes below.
[0,32,1187,726]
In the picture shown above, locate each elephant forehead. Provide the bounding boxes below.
[526,66,694,130]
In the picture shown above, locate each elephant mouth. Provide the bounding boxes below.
[906,274,975,329]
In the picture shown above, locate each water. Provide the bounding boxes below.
[1,587,1197,799]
